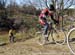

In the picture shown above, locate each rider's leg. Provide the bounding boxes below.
[9,34,15,43]
[9,36,12,42]
[43,23,49,41]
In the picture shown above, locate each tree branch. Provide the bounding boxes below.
[65,0,73,9]
[64,0,70,6]
[43,0,49,9]
[38,0,43,9]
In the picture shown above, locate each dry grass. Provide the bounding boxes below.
[0,37,72,55]
[0,30,75,55]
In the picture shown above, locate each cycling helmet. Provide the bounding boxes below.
[49,4,55,11]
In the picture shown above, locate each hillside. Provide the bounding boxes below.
[0,37,73,55]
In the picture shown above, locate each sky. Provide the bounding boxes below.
[7,0,75,9]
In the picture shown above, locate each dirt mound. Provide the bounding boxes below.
[0,37,72,55]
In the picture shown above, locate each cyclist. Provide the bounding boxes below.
[39,4,59,42]
[9,26,16,43]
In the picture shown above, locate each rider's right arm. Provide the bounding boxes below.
[50,14,59,24]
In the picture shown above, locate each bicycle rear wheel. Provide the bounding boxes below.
[53,29,66,45]
[67,28,75,54]
[36,32,45,45]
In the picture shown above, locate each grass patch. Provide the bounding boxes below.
[0,34,9,43]
[0,28,37,43]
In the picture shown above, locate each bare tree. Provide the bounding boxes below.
[25,0,74,28]
[0,0,7,9]
[0,0,8,19]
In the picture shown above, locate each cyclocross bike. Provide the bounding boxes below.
[36,21,66,45]
[67,28,75,54]
[63,16,75,54]
[36,16,75,54]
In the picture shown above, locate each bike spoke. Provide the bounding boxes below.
[53,29,66,45]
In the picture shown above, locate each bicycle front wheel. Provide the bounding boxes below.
[53,29,66,45]
[67,28,75,54]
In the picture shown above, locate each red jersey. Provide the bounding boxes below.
[39,8,52,18]
[39,8,52,25]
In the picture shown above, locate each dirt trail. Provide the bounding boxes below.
[0,37,73,55]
